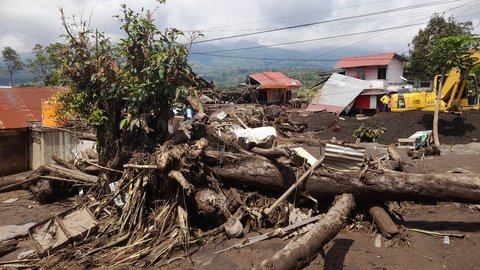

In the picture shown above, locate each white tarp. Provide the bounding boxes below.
[307,73,371,114]
[232,126,276,150]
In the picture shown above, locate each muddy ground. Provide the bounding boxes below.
[290,110,480,145]
[1,109,480,269]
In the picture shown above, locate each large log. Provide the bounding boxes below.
[367,204,399,239]
[44,164,98,184]
[0,240,17,257]
[258,193,355,270]
[0,171,36,190]
[205,151,480,204]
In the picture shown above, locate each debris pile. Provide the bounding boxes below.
[1,105,480,269]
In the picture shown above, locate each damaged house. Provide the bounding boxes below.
[0,87,94,176]
[307,53,409,114]
[245,72,302,104]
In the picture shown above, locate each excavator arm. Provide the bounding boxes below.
[442,51,480,110]
[391,51,480,112]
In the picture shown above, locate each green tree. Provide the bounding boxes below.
[409,14,473,78]
[425,35,480,145]
[57,2,193,171]
[26,43,64,85]
[1,47,23,86]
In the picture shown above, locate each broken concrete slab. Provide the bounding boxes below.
[0,222,36,242]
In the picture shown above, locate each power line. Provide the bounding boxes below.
[193,52,431,64]
[192,0,463,44]
[198,0,392,31]
[195,0,476,67]
[191,22,427,54]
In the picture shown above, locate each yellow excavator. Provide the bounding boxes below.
[391,51,480,112]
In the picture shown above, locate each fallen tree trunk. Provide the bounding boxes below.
[0,171,36,190]
[250,147,290,159]
[43,164,98,184]
[0,240,17,257]
[51,154,77,170]
[367,204,399,239]
[258,193,355,270]
[205,150,480,204]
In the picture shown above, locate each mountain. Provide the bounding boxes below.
[188,40,371,88]
[0,42,372,88]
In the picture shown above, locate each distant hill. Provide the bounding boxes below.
[0,42,372,88]
[188,40,371,88]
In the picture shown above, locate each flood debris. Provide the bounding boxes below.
[258,193,355,270]
[29,206,98,257]
[1,103,479,269]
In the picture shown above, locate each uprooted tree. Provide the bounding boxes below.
[56,1,194,173]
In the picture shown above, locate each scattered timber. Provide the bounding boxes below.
[258,193,355,270]
[264,151,325,215]
[43,164,98,184]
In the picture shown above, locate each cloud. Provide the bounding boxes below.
[0,0,478,58]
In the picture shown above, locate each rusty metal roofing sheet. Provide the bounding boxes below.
[307,73,370,114]
[335,53,406,69]
[323,143,365,170]
[0,87,63,129]
[249,72,302,89]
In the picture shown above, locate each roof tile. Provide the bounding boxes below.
[248,72,302,89]
[335,53,406,69]
[0,87,63,129]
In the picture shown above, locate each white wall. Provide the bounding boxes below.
[30,129,96,169]
[386,58,404,84]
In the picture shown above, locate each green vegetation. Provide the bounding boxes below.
[26,43,64,85]
[424,34,480,145]
[56,1,194,168]
[352,124,386,142]
[192,64,330,90]
[409,14,473,78]
[1,47,23,86]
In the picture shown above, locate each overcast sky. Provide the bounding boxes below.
[0,0,479,60]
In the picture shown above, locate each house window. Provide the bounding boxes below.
[357,69,366,80]
[377,68,387,80]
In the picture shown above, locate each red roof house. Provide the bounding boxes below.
[335,53,407,84]
[246,72,302,103]
[0,87,63,129]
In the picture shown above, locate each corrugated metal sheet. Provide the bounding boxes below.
[248,72,301,89]
[335,53,406,69]
[0,87,63,129]
[324,143,365,170]
[307,73,370,114]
